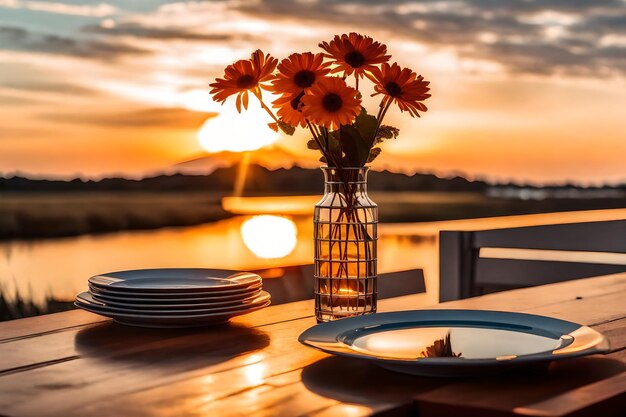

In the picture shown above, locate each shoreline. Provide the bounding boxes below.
[1,191,625,241]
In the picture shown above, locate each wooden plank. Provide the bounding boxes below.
[0,274,624,417]
[0,317,320,416]
[0,275,622,376]
[0,298,315,374]
[0,310,107,342]
[593,318,626,352]
[308,403,414,417]
[415,353,626,417]
[73,320,625,417]
[0,295,425,416]
[513,373,626,417]
[64,348,441,417]
[437,273,626,314]
[524,291,626,329]
[412,319,626,417]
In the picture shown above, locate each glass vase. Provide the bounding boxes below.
[314,167,378,322]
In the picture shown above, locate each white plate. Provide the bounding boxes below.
[299,310,610,377]
[90,290,263,309]
[88,281,262,299]
[77,291,270,315]
[89,269,261,293]
[75,297,271,328]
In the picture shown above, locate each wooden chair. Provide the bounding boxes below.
[439,219,626,302]
[254,265,425,305]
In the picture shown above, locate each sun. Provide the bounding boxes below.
[240,215,298,259]
[197,99,280,153]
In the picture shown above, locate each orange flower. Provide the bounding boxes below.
[319,33,390,78]
[368,63,430,117]
[270,52,330,96]
[273,92,307,128]
[209,49,277,112]
[301,77,361,130]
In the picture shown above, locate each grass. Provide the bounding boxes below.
[0,191,230,239]
[372,191,626,222]
[0,287,75,321]
[1,190,625,240]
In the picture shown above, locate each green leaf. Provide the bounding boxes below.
[339,124,370,167]
[339,108,379,167]
[324,130,342,166]
[307,138,320,150]
[353,108,378,147]
[278,120,295,136]
[375,125,400,143]
[367,147,382,163]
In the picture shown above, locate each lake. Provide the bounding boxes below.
[0,214,437,306]
[2,207,623,308]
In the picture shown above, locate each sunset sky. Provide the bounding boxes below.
[1,0,625,184]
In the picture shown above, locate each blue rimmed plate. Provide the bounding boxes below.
[298,310,610,377]
[89,269,261,294]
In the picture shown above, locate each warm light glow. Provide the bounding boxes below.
[240,215,298,259]
[242,362,266,386]
[182,89,222,112]
[222,196,320,215]
[197,100,280,153]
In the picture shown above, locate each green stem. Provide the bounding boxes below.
[252,89,279,124]
[322,127,345,169]
[372,100,392,142]
[307,120,334,164]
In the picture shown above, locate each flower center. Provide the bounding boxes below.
[293,70,316,88]
[236,74,256,89]
[344,51,365,68]
[322,93,343,112]
[384,81,402,97]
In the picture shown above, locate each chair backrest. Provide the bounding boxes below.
[254,265,425,305]
[439,219,626,302]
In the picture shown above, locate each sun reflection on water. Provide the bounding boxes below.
[240,215,298,259]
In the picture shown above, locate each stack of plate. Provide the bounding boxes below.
[75,268,270,328]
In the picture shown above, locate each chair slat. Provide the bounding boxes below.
[474,258,626,287]
[472,220,626,253]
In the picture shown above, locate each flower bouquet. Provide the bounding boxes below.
[210,33,431,321]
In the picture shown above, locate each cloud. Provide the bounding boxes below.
[572,14,626,35]
[39,107,215,128]
[0,0,117,17]
[1,80,100,95]
[0,94,35,105]
[233,0,626,77]
[0,25,148,59]
[81,22,246,41]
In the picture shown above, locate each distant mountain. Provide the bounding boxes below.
[171,147,306,175]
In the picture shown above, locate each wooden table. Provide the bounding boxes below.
[0,273,624,417]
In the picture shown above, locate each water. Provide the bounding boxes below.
[0,215,438,306]
[2,206,622,308]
